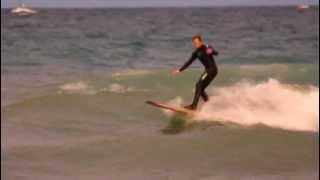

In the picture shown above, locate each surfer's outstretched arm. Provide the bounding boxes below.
[178,52,197,72]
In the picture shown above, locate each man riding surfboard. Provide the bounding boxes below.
[172,35,219,110]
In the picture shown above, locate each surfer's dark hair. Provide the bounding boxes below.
[192,35,202,41]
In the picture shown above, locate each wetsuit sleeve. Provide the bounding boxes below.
[207,45,219,56]
[179,52,197,72]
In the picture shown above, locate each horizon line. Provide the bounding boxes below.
[1,4,319,9]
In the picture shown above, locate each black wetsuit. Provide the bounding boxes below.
[179,44,218,109]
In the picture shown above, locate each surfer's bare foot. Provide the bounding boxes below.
[184,104,196,110]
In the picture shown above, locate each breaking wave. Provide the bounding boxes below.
[170,79,319,132]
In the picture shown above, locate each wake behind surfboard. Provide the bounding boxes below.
[146,100,195,115]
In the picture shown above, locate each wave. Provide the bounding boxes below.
[59,81,90,92]
[58,81,148,94]
[111,69,152,77]
[169,79,319,132]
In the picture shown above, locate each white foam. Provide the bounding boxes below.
[59,81,90,92]
[59,82,147,94]
[195,79,319,132]
[111,69,152,77]
[103,83,136,93]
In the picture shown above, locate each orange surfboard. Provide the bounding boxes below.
[146,100,195,115]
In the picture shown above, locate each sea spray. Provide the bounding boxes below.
[167,79,318,132]
[161,96,184,116]
[196,79,319,132]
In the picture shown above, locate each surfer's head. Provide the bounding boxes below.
[192,35,203,49]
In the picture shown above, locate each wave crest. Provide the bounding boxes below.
[194,79,318,132]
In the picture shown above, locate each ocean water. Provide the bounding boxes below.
[1,7,319,180]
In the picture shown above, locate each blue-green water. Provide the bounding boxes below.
[1,7,319,180]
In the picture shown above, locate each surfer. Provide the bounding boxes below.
[172,35,219,110]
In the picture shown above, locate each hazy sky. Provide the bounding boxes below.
[1,0,319,8]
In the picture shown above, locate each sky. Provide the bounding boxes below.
[1,0,319,8]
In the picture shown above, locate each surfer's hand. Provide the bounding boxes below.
[171,69,180,75]
[206,47,213,55]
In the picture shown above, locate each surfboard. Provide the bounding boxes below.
[146,100,195,115]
